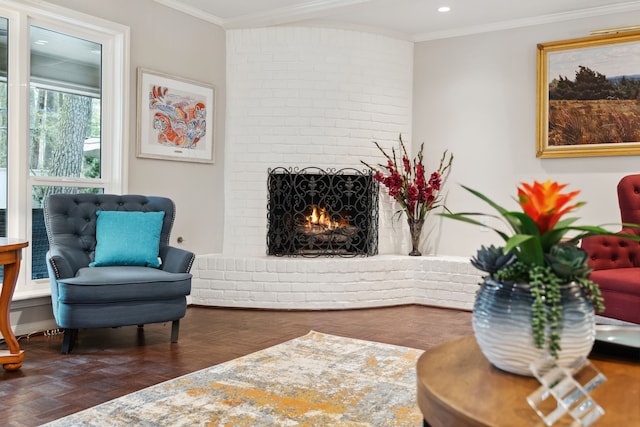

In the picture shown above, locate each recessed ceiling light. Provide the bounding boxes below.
[438,6,451,13]
[33,39,48,45]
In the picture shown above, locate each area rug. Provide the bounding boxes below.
[43,331,424,426]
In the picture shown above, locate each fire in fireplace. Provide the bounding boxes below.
[267,167,378,257]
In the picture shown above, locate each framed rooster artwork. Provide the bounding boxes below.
[137,68,215,163]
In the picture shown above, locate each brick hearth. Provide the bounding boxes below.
[191,255,481,310]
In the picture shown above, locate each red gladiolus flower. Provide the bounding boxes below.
[403,156,411,173]
[426,193,435,206]
[429,172,441,191]
[518,180,581,234]
[416,164,426,191]
[408,184,419,203]
[420,187,433,204]
[361,136,453,221]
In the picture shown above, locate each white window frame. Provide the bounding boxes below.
[0,1,130,299]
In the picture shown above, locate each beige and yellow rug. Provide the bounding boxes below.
[43,331,424,426]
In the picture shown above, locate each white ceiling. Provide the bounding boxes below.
[154,0,640,41]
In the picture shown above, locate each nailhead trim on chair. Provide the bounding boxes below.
[43,194,194,353]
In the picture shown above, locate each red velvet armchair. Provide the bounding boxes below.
[580,174,640,324]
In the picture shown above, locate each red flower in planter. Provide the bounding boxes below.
[518,180,583,235]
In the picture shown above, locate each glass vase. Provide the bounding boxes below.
[407,218,424,256]
[472,278,596,376]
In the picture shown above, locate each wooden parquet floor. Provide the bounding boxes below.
[0,304,472,426]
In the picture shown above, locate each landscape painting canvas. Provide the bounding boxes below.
[536,30,640,158]
[137,68,215,163]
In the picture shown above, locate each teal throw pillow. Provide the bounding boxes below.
[90,210,165,268]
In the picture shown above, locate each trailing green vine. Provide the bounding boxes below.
[529,265,563,357]
[493,259,604,358]
[575,276,605,313]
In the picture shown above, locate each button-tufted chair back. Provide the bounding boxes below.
[580,175,640,324]
[581,175,640,271]
[617,174,640,229]
[44,194,175,270]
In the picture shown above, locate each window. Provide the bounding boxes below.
[29,27,103,280]
[0,3,129,298]
[0,17,8,243]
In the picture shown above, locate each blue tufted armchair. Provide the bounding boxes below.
[43,194,195,354]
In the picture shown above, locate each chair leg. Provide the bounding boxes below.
[171,319,180,343]
[61,328,78,354]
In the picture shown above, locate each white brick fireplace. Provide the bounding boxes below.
[191,26,480,310]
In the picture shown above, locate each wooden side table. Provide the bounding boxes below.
[0,239,28,371]
[417,335,640,426]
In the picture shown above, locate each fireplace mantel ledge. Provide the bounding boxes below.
[191,254,482,311]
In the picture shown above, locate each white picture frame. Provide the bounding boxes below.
[137,68,215,163]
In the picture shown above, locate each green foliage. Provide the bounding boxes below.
[550,66,614,100]
[494,260,529,283]
[28,87,101,205]
[545,244,591,279]
[614,75,640,100]
[549,65,640,101]
[83,156,100,179]
[576,276,605,314]
[471,245,515,276]
[29,87,99,178]
[529,265,563,357]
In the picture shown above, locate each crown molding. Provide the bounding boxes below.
[413,1,640,42]
[153,0,640,41]
[152,0,369,28]
[153,0,225,26]
[222,0,370,29]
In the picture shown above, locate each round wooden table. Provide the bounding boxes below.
[416,335,640,426]
[0,239,28,371]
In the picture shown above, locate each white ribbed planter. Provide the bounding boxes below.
[472,279,596,376]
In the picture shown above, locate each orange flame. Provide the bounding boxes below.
[306,205,344,229]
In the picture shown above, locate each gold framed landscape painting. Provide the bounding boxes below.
[137,68,215,163]
[537,30,640,158]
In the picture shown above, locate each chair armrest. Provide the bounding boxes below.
[159,246,195,273]
[581,229,640,270]
[46,247,88,279]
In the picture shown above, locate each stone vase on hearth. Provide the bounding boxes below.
[407,218,424,256]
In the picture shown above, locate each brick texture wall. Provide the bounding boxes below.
[192,27,479,311]
[224,27,414,256]
[192,254,481,310]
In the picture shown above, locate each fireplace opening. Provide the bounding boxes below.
[267,167,378,257]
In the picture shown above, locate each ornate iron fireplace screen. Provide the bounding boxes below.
[267,167,379,257]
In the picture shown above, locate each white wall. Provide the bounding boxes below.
[40,2,640,261]
[413,12,640,259]
[43,0,227,255]
[224,27,414,256]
